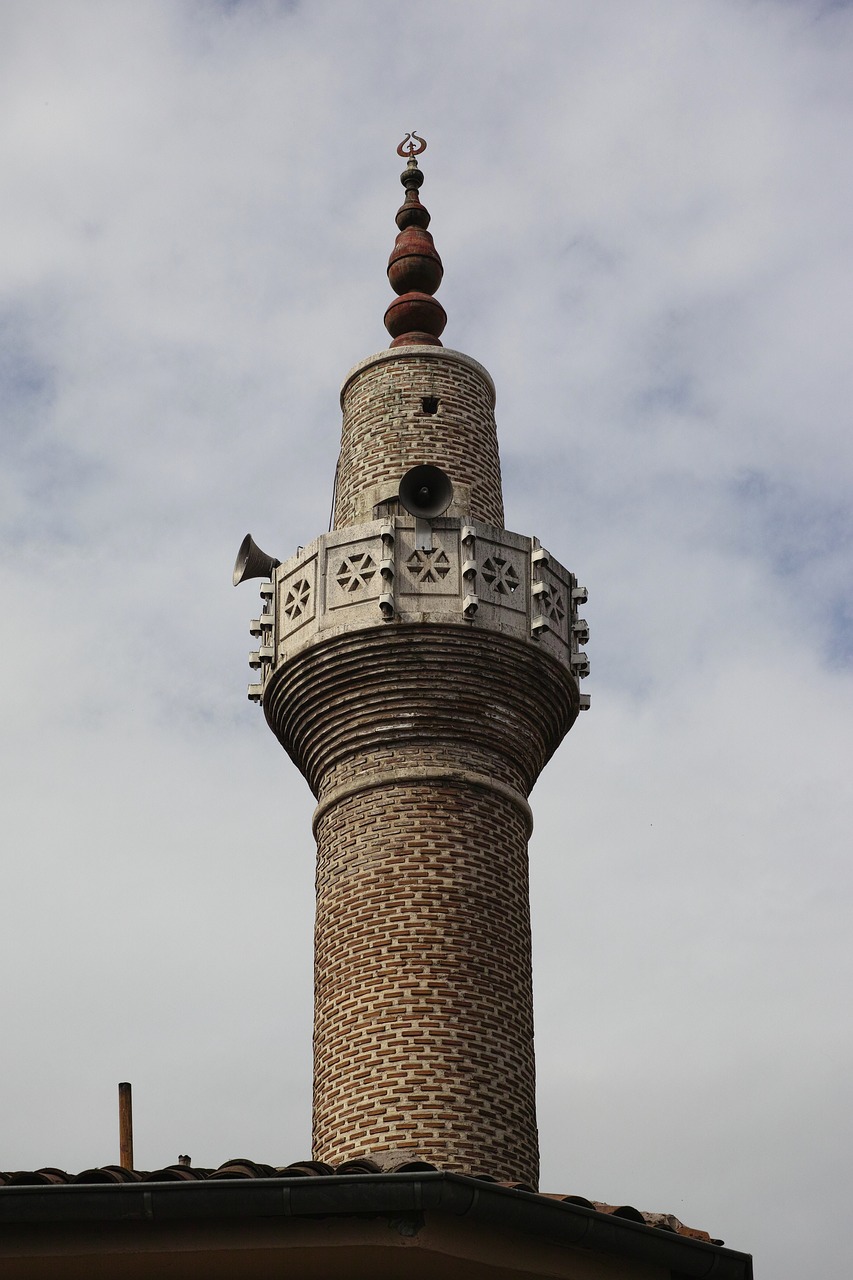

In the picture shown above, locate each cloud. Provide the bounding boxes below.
[0,2,850,1274]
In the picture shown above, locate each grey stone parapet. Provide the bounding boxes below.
[245,515,590,705]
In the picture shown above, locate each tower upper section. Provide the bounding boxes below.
[335,347,504,528]
[333,137,504,529]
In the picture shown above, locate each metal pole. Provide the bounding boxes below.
[118,1082,134,1171]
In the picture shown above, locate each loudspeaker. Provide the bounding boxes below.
[398,465,453,519]
[232,534,281,586]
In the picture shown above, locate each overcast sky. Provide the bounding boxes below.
[1,1,851,1274]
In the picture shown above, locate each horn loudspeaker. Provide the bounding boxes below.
[232,534,281,586]
[398,464,454,519]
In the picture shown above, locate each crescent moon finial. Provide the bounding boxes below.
[397,132,427,159]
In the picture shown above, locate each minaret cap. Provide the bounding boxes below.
[384,133,447,348]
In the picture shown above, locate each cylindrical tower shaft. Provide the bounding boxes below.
[314,778,537,1180]
[266,614,577,1186]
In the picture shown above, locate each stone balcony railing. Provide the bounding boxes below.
[245,516,590,706]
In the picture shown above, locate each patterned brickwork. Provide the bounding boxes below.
[312,780,539,1185]
[335,347,504,528]
[263,622,578,1187]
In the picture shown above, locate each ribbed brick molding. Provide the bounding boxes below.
[264,626,578,802]
[335,346,504,528]
[263,624,578,1187]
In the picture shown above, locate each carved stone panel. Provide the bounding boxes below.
[278,553,317,640]
[397,524,460,597]
[476,539,528,614]
[326,535,383,610]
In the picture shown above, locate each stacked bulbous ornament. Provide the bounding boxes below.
[384,148,447,347]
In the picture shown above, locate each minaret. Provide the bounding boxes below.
[235,135,589,1189]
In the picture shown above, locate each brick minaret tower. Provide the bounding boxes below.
[235,135,589,1189]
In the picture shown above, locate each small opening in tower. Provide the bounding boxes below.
[421,396,439,415]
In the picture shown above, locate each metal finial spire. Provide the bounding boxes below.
[384,133,446,347]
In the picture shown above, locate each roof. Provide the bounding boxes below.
[0,1165,753,1280]
[0,1155,717,1242]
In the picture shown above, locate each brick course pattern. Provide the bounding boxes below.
[313,781,538,1184]
[264,624,578,1188]
[335,346,504,528]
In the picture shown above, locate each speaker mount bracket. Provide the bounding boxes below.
[415,517,433,550]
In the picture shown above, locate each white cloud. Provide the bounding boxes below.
[0,1,850,1273]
